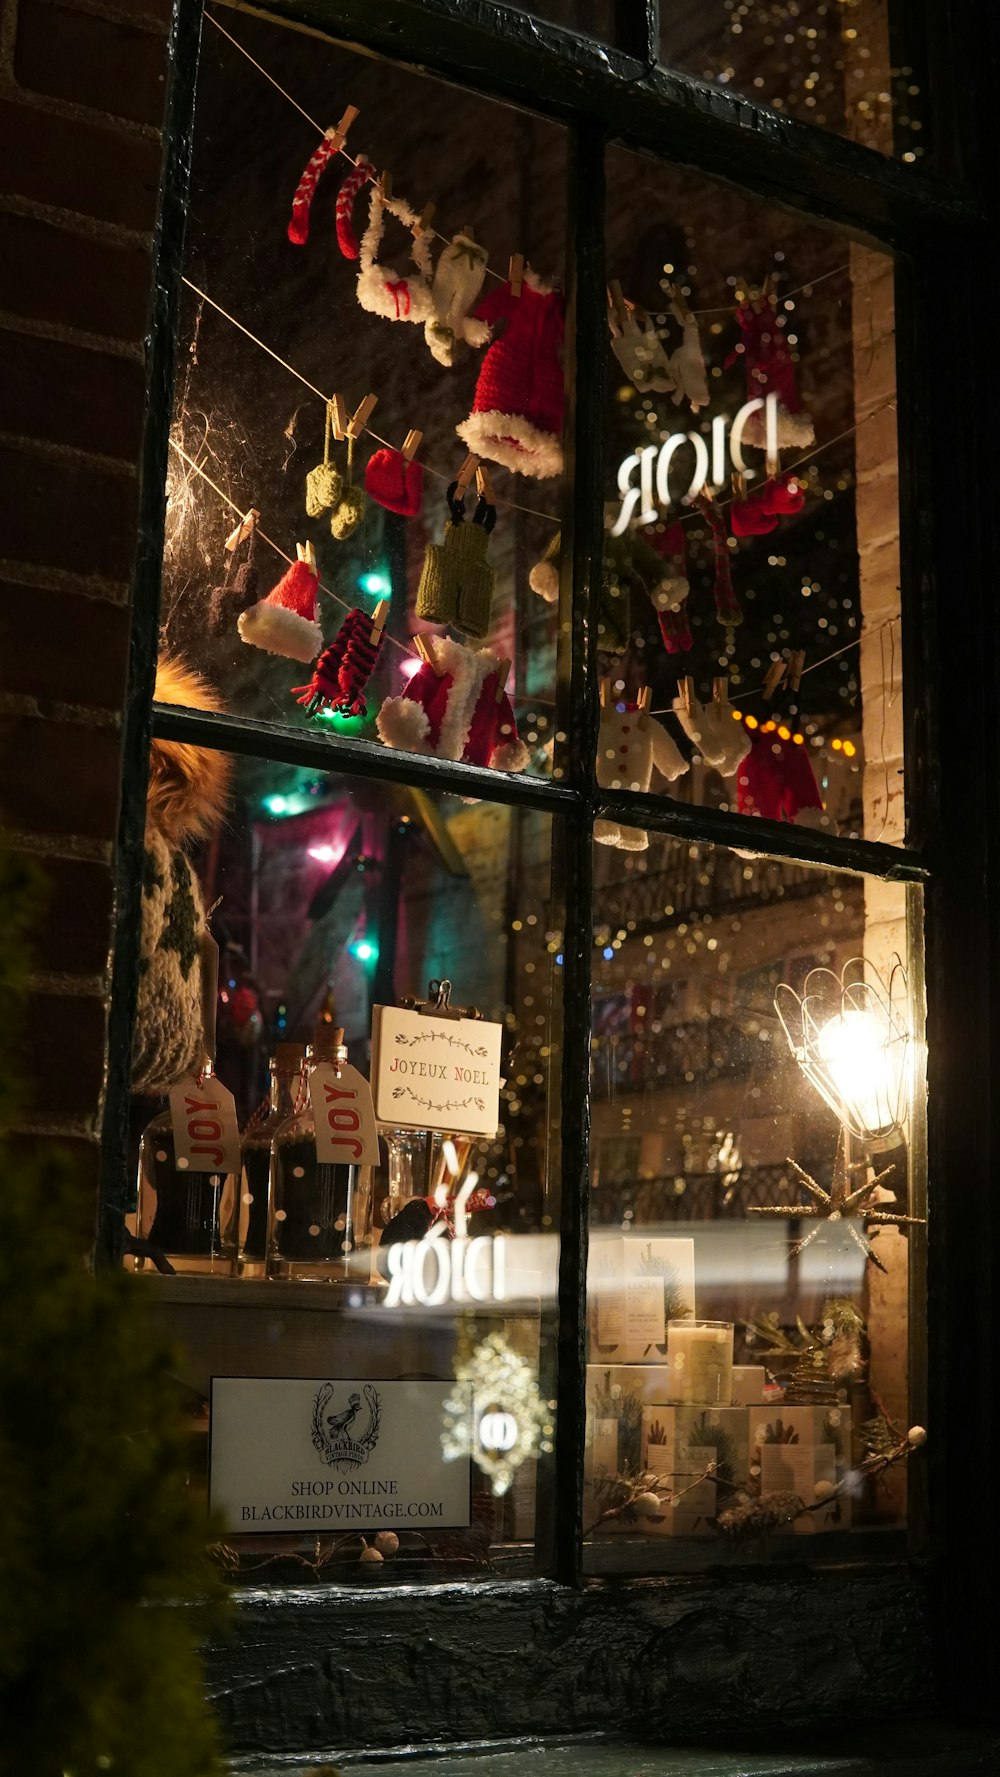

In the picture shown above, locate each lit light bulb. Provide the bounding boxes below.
[479,1410,518,1453]
[308,843,341,864]
[815,1008,903,1143]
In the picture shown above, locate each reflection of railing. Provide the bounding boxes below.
[590,1160,831,1224]
[593,844,843,938]
[592,1015,768,1098]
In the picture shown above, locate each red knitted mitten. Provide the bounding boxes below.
[696,493,742,628]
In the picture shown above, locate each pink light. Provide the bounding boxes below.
[308,843,343,865]
[399,655,423,681]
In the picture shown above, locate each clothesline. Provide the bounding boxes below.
[648,613,900,712]
[168,435,411,655]
[181,277,562,525]
[207,9,843,330]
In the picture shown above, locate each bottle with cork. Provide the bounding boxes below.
[267,1002,372,1281]
[236,1042,305,1277]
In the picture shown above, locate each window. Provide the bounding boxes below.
[109,0,946,1594]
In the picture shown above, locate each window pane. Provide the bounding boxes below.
[585,829,924,1571]
[604,145,904,844]
[162,13,569,781]
[659,1,928,162]
[127,751,562,1582]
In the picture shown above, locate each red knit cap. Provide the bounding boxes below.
[238,557,322,663]
[364,447,424,517]
[456,274,565,480]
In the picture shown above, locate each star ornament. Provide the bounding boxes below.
[748,1156,925,1273]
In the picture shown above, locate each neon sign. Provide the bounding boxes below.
[611,393,779,536]
[383,1174,508,1308]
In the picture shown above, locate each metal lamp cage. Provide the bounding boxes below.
[774,956,912,1148]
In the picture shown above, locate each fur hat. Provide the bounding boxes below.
[147,655,230,846]
[456,273,565,480]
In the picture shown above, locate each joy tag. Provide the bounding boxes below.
[309,1062,380,1167]
[169,1073,241,1176]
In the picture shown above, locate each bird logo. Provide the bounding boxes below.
[311,1382,382,1471]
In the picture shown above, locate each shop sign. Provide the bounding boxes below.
[610,392,779,535]
[209,1377,471,1532]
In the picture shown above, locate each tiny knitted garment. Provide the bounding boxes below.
[672,695,750,776]
[666,302,710,412]
[762,471,805,515]
[132,830,207,1094]
[415,485,496,639]
[292,605,386,718]
[529,529,561,603]
[610,307,676,395]
[334,155,375,258]
[287,131,360,246]
[735,727,824,824]
[238,554,322,663]
[646,520,690,611]
[357,187,435,324]
[305,402,344,516]
[730,481,779,538]
[377,636,528,772]
[364,447,424,517]
[728,297,815,448]
[208,526,259,635]
[457,273,565,479]
[425,231,490,366]
[595,700,688,850]
[696,493,742,627]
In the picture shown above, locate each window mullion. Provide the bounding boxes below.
[551,119,606,1587]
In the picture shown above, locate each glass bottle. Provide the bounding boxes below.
[235,1043,304,1278]
[379,1127,442,1225]
[133,1060,237,1276]
[268,1026,372,1282]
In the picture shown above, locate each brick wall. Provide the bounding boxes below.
[0,0,173,1202]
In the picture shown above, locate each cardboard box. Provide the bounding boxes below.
[587,1233,695,1363]
[642,1400,753,1499]
[731,1365,768,1405]
[750,1401,852,1531]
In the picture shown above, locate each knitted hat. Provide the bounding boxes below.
[365,447,424,517]
[238,545,322,663]
[728,297,814,449]
[762,472,805,515]
[730,481,779,538]
[456,273,565,480]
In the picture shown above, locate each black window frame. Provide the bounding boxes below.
[99,0,1000,1714]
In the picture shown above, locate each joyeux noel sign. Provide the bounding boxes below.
[370,1003,503,1138]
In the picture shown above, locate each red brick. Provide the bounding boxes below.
[0,714,122,840]
[22,990,107,1117]
[0,579,132,708]
[0,444,139,582]
[0,96,162,233]
[0,329,147,461]
[0,211,152,342]
[21,853,116,975]
[14,0,169,129]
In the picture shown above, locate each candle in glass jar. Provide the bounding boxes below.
[666,1319,734,1405]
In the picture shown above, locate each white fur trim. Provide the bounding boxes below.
[462,318,491,348]
[743,405,815,449]
[529,560,559,603]
[376,694,432,754]
[523,267,557,296]
[492,737,530,773]
[425,320,456,366]
[456,409,563,480]
[357,262,434,323]
[357,188,434,323]
[238,602,321,663]
[719,727,752,777]
[794,803,826,830]
[430,636,497,762]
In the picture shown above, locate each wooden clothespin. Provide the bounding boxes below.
[401,429,423,462]
[599,679,608,709]
[415,202,436,235]
[330,394,348,441]
[379,169,393,202]
[225,507,259,553]
[296,540,318,572]
[455,453,478,497]
[413,633,438,673]
[324,106,359,155]
[475,463,495,505]
[637,685,652,713]
[607,279,629,335]
[667,281,692,321]
[763,660,787,701]
[370,600,388,642]
[713,676,729,707]
[508,253,524,297]
[788,649,806,693]
[731,470,747,500]
[347,393,378,439]
[494,659,511,704]
[677,676,695,713]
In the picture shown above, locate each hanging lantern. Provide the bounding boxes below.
[774,956,912,1149]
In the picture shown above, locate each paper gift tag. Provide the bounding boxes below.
[169,1072,241,1176]
[309,1062,380,1166]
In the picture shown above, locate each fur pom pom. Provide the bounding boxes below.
[376,694,432,754]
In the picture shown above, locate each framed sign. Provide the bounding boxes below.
[209,1377,472,1534]
[370,1004,503,1135]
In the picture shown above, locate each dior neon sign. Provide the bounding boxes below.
[611,392,779,536]
[383,1174,508,1307]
